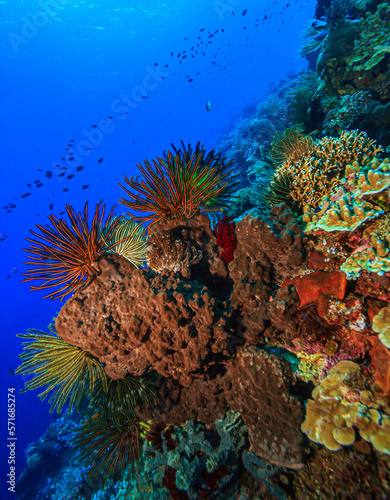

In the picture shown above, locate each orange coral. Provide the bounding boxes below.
[273,131,383,209]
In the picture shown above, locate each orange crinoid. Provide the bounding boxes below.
[22,201,122,300]
[118,141,237,226]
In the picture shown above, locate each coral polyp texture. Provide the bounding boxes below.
[272,130,383,209]
[301,361,390,455]
[22,201,124,300]
[118,141,237,226]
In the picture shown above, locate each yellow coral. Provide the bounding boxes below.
[273,131,382,209]
[301,361,390,454]
[372,306,390,349]
[345,158,390,196]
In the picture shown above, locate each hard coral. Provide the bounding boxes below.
[347,2,390,73]
[229,204,304,345]
[273,130,382,209]
[301,360,390,454]
[372,306,390,348]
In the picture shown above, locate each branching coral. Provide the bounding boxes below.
[15,327,107,414]
[274,130,383,209]
[22,201,123,300]
[118,141,237,226]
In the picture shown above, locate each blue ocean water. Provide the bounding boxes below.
[0,0,316,497]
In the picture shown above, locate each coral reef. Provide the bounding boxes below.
[301,361,390,454]
[272,130,382,209]
[16,3,390,494]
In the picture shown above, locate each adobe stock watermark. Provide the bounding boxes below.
[51,64,170,178]
[213,0,244,21]
[8,0,70,54]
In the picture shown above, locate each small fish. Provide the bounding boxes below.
[6,275,11,280]
[82,185,89,189]
[63,188,69,192]
[21,193,31,198]
[67,174,75,179]
[36,183,43,188]
[8,367,14,374]
[242,9,247,16]
[76,166,84,172]
[45,171,53,178]
[49,204,54,210]
[98,158,104,163]
[206,100,212,111]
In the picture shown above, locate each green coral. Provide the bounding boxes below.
[347,3,390,72]
[340,242,390,278]
[131,411,246,499]
[304,189,384,232]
